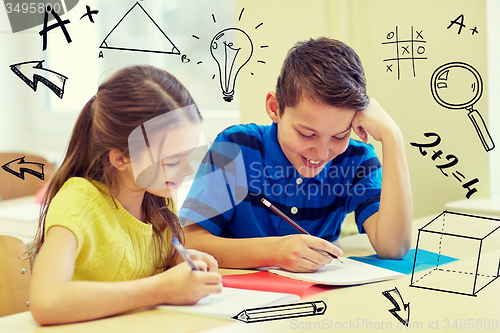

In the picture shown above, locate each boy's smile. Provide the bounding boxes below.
[267,93,356,178]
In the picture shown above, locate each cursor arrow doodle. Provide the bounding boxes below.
[9,60,68,99]
[1,156,45,181]
[382,287,410,326]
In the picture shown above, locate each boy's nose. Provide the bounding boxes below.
[311,141,330,161]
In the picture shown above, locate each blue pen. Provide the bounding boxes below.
[172,237,199,271]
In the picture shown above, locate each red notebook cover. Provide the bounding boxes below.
[222,271,337,298]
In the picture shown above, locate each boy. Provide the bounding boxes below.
[179,37,412,273]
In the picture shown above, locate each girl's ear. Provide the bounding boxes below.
[109,149,130,171]
[265,91,280,123]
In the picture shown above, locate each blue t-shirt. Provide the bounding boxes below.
[179,123,382,242]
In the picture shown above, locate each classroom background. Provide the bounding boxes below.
[0,0,499,232]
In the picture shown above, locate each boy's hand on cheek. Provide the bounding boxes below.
[351,97,401,143]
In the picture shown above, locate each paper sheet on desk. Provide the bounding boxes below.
[269,258,405,285]
[0,202,41,221]
[158,287,300,318]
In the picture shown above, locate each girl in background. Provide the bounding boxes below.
[29,65,222,325]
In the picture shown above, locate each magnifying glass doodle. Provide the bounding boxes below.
[430,62,495,152]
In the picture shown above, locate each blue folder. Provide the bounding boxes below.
[349,249,458,274]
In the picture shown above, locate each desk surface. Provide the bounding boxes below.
[0,204,499,332]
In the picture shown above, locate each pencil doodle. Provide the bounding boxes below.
[430,62,495,152]
[9,60,68,99]
[80,5,99,23]
[198,8,267,102]
[410,211,500,296]
[99,1,183,59]
[410,132,479,199]
[39,4,72,51]
[447,14,479,35]
[232,300,327,323]
[211,28,253,103]
[382,287,410,327]
[1,156,45,181]
[382,26,427,80]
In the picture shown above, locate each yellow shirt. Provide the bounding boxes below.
[45,177,174,281]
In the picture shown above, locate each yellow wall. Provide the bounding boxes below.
[235,0,490,218]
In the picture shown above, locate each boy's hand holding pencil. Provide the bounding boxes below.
[261,198,343,273]
[274,234,343,273]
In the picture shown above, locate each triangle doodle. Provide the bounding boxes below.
[99,1,181,55]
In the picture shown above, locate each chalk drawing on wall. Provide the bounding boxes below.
[39,4,72,52]
[1,156,45,181]
[447,14,479,35]
[382,26,427,80]
[80,5,99,23]
[410,211,500,297]
[430,62,495,152]
[99,1,181,56]
[9,60,68,99]
[410,132,480,199]
[203,8,267,103]
[210,27,253,103]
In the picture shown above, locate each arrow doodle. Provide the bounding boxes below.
[1,156,45,181]
[9,60,68,99]
[382,287,410,326]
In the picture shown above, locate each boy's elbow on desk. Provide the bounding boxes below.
[374,239,411,260]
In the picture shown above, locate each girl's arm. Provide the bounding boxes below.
[351,97,413,259]
[30,226,222,325]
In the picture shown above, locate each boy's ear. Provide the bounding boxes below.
[109,149,130,171]
[265,91,280,123]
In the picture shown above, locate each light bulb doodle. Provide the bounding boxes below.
[430,62,495,152]
[210,28,253,103]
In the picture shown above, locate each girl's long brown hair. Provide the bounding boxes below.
[29,65,201,269]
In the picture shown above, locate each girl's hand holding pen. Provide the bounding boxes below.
[156,260,223,305]
[158,238,222,304]
[172,247,219,272]
[275,234,343,273]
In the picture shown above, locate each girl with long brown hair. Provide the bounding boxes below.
[28,65,222,325]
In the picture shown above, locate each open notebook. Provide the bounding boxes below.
[268,257,405,285]
[158,287,300,318]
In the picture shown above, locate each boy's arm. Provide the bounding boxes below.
[351,97,413,259]
[183,223,342,272]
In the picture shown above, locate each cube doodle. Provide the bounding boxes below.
[410,211,500,296]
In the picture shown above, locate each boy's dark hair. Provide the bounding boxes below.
[276,37,369,114]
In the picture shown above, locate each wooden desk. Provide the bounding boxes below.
[1,214,499,332]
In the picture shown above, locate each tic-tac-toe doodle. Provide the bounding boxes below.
[382,26,427,80]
